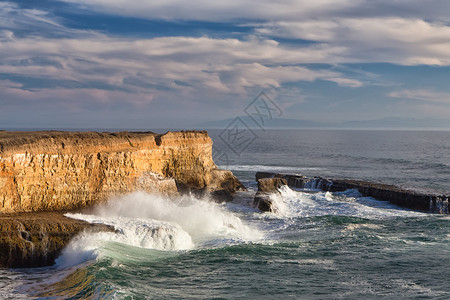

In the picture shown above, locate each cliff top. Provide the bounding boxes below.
[0,130,209,155]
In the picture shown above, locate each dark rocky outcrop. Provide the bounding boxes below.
[0,212,113,268]
[253,178,287,212]
[256,172,449,213]
[209,189,234,203]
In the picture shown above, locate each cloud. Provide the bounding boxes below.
[56,0,450,22]
[326,77,363,88]
[57,0,358,22]
[0,32,361,100]
[388,89,450,104]
[50,0,450,66]
[255,18,450,65]
[0,2,85,38]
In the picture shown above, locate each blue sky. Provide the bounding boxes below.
[1,0,450,128]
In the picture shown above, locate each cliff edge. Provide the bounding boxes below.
[0,130,243,213]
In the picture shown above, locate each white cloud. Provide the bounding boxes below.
[57,0,358,22]
[255,18,450,66]
[0,2,83,37]
[388,89,450,104]
[56,0,450,23]
[326,77,363,88]
[46,0,450,66]
[0,33,361,102]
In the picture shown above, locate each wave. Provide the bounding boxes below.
[59,192,263,267]
[262,186,427,220]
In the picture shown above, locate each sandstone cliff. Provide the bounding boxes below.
[0,130,243,213]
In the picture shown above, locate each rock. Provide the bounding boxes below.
[253,178,287,212]
[253,194,273,212]
[255,172,450,213]
[0,130,244,213]
[257,177,287,193]
[0,211,113,268]
[255,171,277,181]
[209,189,233,203]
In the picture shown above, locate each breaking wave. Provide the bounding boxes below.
[264,186,427,220]
[59,192,263,267]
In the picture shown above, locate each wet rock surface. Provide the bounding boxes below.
[0,211,113,268]
[253,178,287,212]
[256,172,449,213]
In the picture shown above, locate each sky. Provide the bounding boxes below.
[1,0,450,129]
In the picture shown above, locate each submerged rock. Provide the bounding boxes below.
[253,178,287,212]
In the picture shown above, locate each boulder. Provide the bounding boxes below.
[257,178,287,193]
[253,178,287,212]
[210,189,234,203]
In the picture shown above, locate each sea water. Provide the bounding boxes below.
[2,129,450,299]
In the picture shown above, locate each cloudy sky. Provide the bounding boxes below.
[1,0,450,129]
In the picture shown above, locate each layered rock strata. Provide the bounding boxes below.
[256,172,449,213]
[0,130,244,213]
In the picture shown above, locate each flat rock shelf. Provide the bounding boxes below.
[256,171,450,214]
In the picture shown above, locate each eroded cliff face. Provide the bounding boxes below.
[0,212,113,268]
[0,130,243,213]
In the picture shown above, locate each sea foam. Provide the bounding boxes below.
[264,185,427,220]
[59,191,262,267]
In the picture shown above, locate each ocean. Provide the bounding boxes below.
[2,129,450,299]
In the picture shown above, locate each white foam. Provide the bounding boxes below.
[0,270,29,299]
[59,192,263,267]
[266,185,427,219]
[59,213,194,268]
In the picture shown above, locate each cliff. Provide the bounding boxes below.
[0,130,244,213]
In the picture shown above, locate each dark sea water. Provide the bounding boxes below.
[2,129,450,299]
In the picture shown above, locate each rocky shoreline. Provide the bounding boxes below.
[0,130,244,268]
[0,211,113,268]
[255,172,450,214]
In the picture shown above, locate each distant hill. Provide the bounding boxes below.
[199,116,450,129]
[199,116,328,129]
[340,117,450,129]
